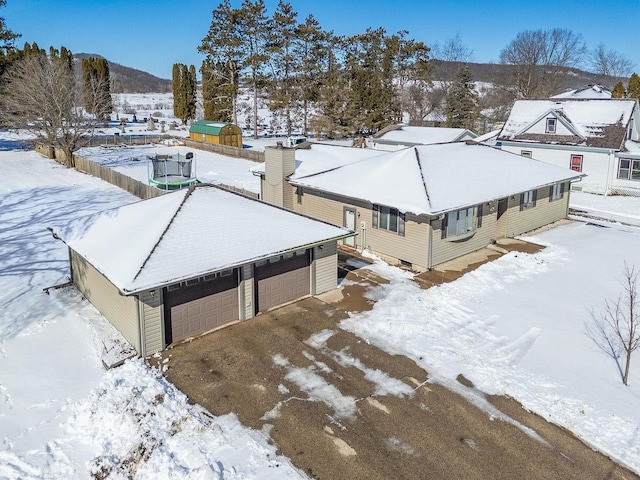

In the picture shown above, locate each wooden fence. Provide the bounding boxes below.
[182,138,265,163]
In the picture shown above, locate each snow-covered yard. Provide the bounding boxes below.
[0,140,304,479]
[344,221,640,472]
[2,129,640,477]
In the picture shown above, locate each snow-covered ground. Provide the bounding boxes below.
[343,221,640,473]
[77,144,261,194]
[0,137,304,479]
[570,191,640,227]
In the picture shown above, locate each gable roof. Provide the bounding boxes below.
[498,99,636,149]
[550,84,612,99]
[289,142,582,216]
[52,185,351,294]
[373,125,477,145]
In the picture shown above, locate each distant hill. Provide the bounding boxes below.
[75,53,171,93]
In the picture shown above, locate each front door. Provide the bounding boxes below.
[496,198,509,238]
[344,208,356,247]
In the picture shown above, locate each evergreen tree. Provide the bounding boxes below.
[82,57,112,120]
[445,66,478,130]
[266,0,298,136]
[201,58,235,122]
[293,14,325,135]
[238,0,270,139]
[612,81,626,98]
[628,73,640,102]
[172,63,184,120]
[199,0,242,125]
[0,0,19,78]
[187,64,197,122]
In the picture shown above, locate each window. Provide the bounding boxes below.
[570,155,583,172]
[372,205,405,236]
[521,150,532,158]
[520,190,537,210]
[296,186,303,204]
[549,183,564,201]
[618,158,640,180]
[545,118,556,134]
[443,206,476,239]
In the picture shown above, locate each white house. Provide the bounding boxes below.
[550,84,612,99]
[498,99,640,195]
[370,125,477,151]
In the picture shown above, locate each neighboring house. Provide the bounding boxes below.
[550,84,612,99]
[189,120,243,148]
[498,99,640,195]
[51,185,352,356]
[370,125,477,151]
[254,142,582,272]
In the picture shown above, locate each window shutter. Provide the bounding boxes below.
[519,193,525,211]
[372,205,378,229]
[398,213,405,237]
[532,189,538,207]
[441,214,448,239]
[477,204,483,228]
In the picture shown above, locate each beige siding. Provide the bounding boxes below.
[263,147,295,208]
[313,242,338,294]
[70,249,141,354]
[300,190,431,270]
[505,184,569,237]
[431,202,498,267]
[239,264,255,320]
[140,289,164,356]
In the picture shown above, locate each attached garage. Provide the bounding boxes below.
[52,185,353,357]
[255,250,310,312]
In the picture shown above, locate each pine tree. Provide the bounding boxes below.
[445,66,479,130]
[82,57,112,120]
[612,81,626,98]
[0,0,20,78]
[627,73,640,102]
[201,59,235,122]
[199,0,243,125]
[172,63,185,121]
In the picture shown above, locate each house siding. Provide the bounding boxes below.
[313,242,338,294]
[140,289,163,356]
[299,189,430,270]
[239,264,255,320]
[430,201,498,267]
[70,249,141,354]
[263,147,295,208]
[505,185,569,237]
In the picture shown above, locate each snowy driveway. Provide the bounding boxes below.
[159,265,635,480]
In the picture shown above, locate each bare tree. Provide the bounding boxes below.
[499,28,587,98]
[586,263,640,385]
[589,43,634,87]
[0,51,109,167]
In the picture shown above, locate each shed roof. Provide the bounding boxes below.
[52,185,351,294]
[290,142,582,215]
[373,125,477,145]
[189,120,237,135]
[498,99,636,149]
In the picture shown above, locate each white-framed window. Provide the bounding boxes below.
[443,206,476,239]
[372,205,405,236]
[549,183,564,201]
[545,118,556,134]
[521,150,532,158]
[520,190,537,210]
[570,154,583,172]
[618,158,640,180]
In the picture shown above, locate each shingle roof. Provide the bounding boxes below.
[53,185,351,294]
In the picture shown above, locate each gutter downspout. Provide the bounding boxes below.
[605,149,614,197]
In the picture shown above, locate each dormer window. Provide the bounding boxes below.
[545,118,556,134]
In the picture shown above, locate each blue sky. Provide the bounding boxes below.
[4,0,639,80]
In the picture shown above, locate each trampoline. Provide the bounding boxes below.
[148,152,198,190]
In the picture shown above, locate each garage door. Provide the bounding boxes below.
[255,250,310,312]
[164,271,238,343]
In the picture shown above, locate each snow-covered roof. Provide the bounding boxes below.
[290,142,582,215]
[53,185,351,294]
[373,125,477,145]
[472,129,501,145]
[550,84,612,99]
[251,143,386,177]
[498,99,636,149]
